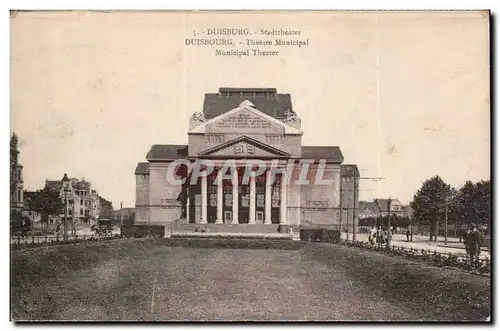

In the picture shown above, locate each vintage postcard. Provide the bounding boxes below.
[10,10,490,322]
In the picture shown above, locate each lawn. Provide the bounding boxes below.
[11,238,490,321]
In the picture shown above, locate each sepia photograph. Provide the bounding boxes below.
[9,10,491,322]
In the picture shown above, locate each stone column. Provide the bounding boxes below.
[200,175,207,224]
[249,173,256,224]
[280,171,287,224]
[216,169,223,224]
[232,167,239,224]
[333,168,341,208]
[264,169,272,224]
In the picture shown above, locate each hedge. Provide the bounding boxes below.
[120,225,165,238]
[300,228,341,243]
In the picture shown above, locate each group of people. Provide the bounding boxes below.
[368,226,392,247]
[462,223,485,263]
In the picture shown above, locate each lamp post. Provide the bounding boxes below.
[444,195,449,245]
[387,197,393,249]
[61,173,70,241]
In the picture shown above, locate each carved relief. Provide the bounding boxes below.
[189,111,205,129]
[205,133,226,143]
[233,142,256,155]
[265,134,285,144]
[209,193,217,207]
[283,108,302,129]
[271,185,280,208]
[257,194,265,207]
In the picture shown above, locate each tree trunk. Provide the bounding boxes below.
[429,221,437,241]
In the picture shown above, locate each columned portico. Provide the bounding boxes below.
[190,163,288,225]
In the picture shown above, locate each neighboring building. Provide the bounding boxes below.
[373,198,404,218]
[43,174,103,225]
[99,197,114,219]
[358,201,379,219]
[135,87,356,232]
[22,190,42,224]
[340,164,360,232]
[10,133,24,212]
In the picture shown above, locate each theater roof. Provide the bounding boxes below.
[202,87,293,120]
[301,146,344,163]
[341,164,360,177]
[135,162,150,175]
[146,144,189,161]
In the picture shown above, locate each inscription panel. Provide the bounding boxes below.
[217,113,271,129]
[161,198,181,209]
[206,108,283,134]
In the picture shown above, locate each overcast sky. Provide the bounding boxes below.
[10,11,490,208]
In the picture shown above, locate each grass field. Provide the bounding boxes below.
[11,239,490,321]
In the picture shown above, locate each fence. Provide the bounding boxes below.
[10,233,121,250]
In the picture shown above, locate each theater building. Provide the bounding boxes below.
[135,88,358,232]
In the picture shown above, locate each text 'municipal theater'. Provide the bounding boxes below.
[135,88,359,232]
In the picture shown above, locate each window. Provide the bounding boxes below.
[224,211,232,221]
[80,209,83,216]
[69,209,72,215]
[49,219,54,224]
[68,199,74,205]
[80,199,83,205]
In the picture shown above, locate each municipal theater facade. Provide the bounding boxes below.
[135,88,358,231]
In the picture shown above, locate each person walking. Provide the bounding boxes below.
[406,228,411,242]
[376,226,384,249]
[466,223,484,263]
[369,226,377,245]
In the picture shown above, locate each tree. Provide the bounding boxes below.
[31,187,65,227]
[410,176,453,241]
[10,210,24,236]
[475,180,491,231]
[454,181,476,229]
[453,180,491,233]
[99,197,114,219]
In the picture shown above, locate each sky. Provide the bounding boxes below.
[10,11,490,208]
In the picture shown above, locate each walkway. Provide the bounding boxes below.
[342,232,490,259]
